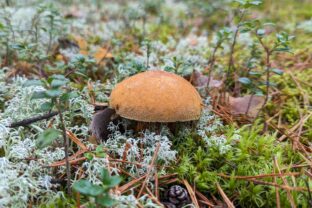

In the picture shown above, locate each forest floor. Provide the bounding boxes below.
[0,0,311,207]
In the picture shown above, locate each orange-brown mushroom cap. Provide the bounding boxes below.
[109,70,202,122]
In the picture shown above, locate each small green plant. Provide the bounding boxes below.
[26,74,78,195]
[84,145,107,161]
[73,168,122,207]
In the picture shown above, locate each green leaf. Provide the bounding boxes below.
[240,28,251,33]
[51,74,66,80]
[51,79,68,88]
[238,77,252,85]
[96,152,106,158]
[40,102,53,111]
[74,71,89,78]
[106,176,122,188]
[95,145,107,158]
[23,80,43,87]
[256,29,265,36]
[271,68,284,75]
[36,128,61,149]
[96,194,116,207]
[250,0,262,5]
[73,180,103,196]
[101,169,122,188]
[31,90,48,100]
[249,71,263,76]
[10,43,24,50]
[260,81,277,87]
[100,169,111,184]
[254,89,264,96]
[46,89,63,98]
[60,92,79,101]
[84,152,94,161]
[274,47,291,52]
[263,22,276,27]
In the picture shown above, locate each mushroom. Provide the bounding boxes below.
[91,70,202,141]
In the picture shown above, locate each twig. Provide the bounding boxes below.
[122,142,132,162]
[145,187,164,207]
[246,178,307,192]
[304,170,312,180]
[155,170,159,199]
[227,9,246,77]
[158,173,178,180]
[207,41,222,88]
[273,159,281,208]
[218,172,300,179]
[118,174,147,193]
[9,111,58,128]
[108,158,167,169]
[66,130,88,150]
[183,180,200,208]
[57,103,71,196]
[48,157,86,167]
[76,192,80,208]
[158,178,179,186]
[288,70,310,108]
[48,149,87,167]
[298,152,312,168]
[274,157,296,208]
[278,112,312,141]
[216,183,235,208]
[137,143,160,198]
[195,190,215,207]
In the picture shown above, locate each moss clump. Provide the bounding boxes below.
[173,124,310,207]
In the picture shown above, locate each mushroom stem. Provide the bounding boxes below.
[90,108,118,142]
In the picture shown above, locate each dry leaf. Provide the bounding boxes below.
[72,35,88,55]
[55,54,64,61]
[191,70,223,88]
[93,47,113,63]
[6,61,37,78]
[229,95,265,118]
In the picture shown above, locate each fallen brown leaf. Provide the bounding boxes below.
[228,95,265,118]
[73,35,88,55]
[191,70,223,88]
[93,47,113,63]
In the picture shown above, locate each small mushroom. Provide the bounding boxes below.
[91,70,202,141]
[110,70,202,122]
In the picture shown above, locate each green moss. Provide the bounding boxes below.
[173,124,310,207]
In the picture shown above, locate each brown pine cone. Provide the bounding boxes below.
[165,185,191,208]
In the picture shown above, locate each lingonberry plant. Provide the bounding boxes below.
[26,74,78,195]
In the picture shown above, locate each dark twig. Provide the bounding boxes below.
[9,109,82,128]
[226,9,246,85]
[57,102,71,196]
[9,111,58,128]
[207,42,222,88]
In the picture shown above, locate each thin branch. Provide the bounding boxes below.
[207,41,222,88]
[216,183,235,208]
[118,174,147,194]
[183,179,200,208]
[9,111,58,128]
[274,157,296,208]
[246,178,307,192]
[57,102,71,196]
[218,172,300,179]
[137,143,160,198]
[273,160,281,208]
[226,9,246,80]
